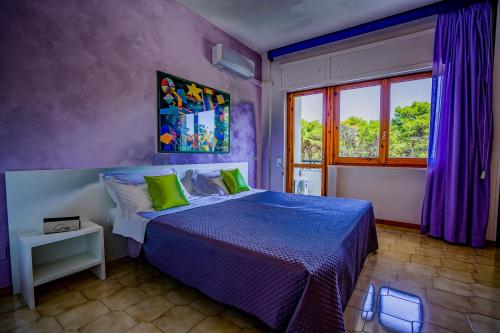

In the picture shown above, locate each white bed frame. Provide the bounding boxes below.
[6,162,249,295]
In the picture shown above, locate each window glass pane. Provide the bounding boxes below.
[293,94,323,164]
[389,78,432,158]
[339,85,381,158]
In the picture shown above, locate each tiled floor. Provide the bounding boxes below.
[1,224,499,332]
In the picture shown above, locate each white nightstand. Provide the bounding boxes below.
[18,220,106,309]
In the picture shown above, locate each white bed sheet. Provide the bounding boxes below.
[111,189,266,243]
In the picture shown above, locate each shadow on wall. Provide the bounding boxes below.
[161,101,257,187]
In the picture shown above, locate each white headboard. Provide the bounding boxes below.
[6,162,248,294]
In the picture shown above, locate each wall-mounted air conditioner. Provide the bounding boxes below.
[212,43,255,80]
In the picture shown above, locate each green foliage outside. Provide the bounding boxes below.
[300,101,431,160]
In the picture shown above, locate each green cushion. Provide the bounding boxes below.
[144,174,189,211]
[220,168,250,194]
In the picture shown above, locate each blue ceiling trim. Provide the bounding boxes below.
[267,0,459,61]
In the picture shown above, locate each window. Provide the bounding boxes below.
[333,72,432,166]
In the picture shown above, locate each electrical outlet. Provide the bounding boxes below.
[276,158,282,167]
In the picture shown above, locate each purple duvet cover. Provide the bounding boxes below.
[143,191,378,332]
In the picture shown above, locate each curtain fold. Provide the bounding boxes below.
[421,0,494,248]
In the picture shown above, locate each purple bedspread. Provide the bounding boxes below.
[143,191,378,332]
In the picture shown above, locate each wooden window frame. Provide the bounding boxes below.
[286,88,328,195]
[332,71,432,167]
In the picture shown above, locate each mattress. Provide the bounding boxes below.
[143,191,378,332]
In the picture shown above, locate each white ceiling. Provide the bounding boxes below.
[176,0,440,53]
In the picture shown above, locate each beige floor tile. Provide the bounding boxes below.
[165,286,201,305]
[467,313,500,333]
[106,261,136,279]
[81,311,137,333]
[11,317,62,333]
[0,308,39,332]
[437,267,475,284]
[361,267,398,283]
[125,295,175,322]
[153,305,205,333]
[420,322,456,333]
[34,282,68,304]
[36,291,87,317]
[395,238,421,247]
[411,255,442,267]
[390,244,417,255]
[220,307,260,328]
[240,328,267,333]
[139,277,178,296]
[433,277,473,297]
[355,275,387,293]
[102,287,147,311]
[380,251,412,263]
[190,316,241,333]
[444,252,475,263]
[473,272,500,288]
[343,306,365,332]
[80,279,124,300]
[471,283,500,302]
[473,255,500,266]
[397,272,434,289]
[469,297,500,320]
[56,300,110,330]
[423,304,472,333]
[441,259,474,272]
[127,322,164,333]
[416,248,446,259]
[365,256,405,272]
[190,296,226,316]
[0,295,23,315]
[445,245,477,256]
[474,263,500,275]
[427,289,471,313]
[405,263,437,277]
[347,289,369,310]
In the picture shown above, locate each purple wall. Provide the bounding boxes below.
[0,0,262,288]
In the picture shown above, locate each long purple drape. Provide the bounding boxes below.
[421,1,494,248]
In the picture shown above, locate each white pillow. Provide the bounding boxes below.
[105,181,153,215]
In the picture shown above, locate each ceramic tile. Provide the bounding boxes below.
[127,322,164,333]
[101,287,147,311]
[80,311,137,333]
[153,305,205,333]
[423,304,472,333]
[380,251,412,263]
[411,254,442,267]
[390,244,417,255]
[472,272,500,288]
[471,283,500,302]
[444,252,475,263]
[426,289,471,313]
[467,313,500,333]
[433,277,473,297]
[404,263,438,277]
[190,316,241,333]
[0,295,23,315]
[165,286,201,305]
[389,281,428,303]
[415,248,446,259]
[190,296,226,316]
[397,271,435,289]
[220,307,259,328]
[436,267,475,284]
[469,297,500,320]
[0,308,39,332]
[441,259,475,272]
[473,263,500,275]
[36,291,87,317]
[343,306,366,332]
[11,317,62,333]
[125,295,175,322]
[473,255,500,266]
[80,279,124,300]
[56,300,110,330]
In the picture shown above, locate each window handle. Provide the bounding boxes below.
[381,130,387,148]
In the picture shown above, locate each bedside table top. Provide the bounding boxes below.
[18,220,102,248]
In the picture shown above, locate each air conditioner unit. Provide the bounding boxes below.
[212,43,255,80]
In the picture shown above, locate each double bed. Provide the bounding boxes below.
[140,190,377,332]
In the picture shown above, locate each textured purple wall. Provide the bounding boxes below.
[0,0,261,288]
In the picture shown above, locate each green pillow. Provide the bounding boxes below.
[144,174,189,211]
[220,168,250,194]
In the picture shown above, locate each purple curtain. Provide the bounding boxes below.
[421,1,494,248]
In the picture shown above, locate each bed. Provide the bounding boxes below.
[142,190,378,333]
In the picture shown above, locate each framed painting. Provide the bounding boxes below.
[157,71,230,153]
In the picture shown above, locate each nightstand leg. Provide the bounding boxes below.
[90,262,106,280]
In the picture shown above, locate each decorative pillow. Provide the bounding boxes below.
[190,169,229,195]
[220,168,250,194]
[101,169,192,200]
[144,174,190,211]
[104,181,153,215]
